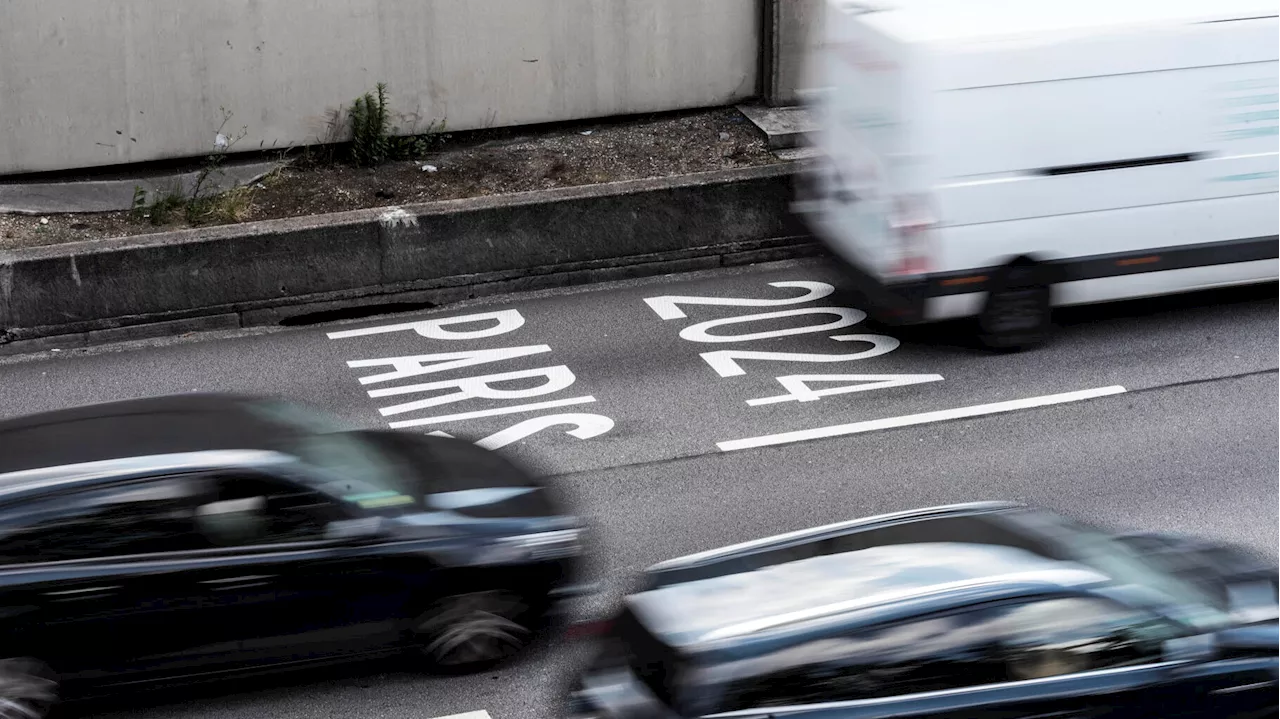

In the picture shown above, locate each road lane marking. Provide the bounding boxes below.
[386,395,597,428]
[429,712,492,719]
[716,385,1128,451]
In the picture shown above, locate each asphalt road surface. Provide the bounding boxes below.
[1,257,1276,719]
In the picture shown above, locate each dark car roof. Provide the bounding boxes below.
[626,541,1109,648]
[0,394,307,475]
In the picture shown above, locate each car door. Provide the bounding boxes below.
[855,595,1193,719]
[706,596,1188,719]
[186,470,413,667]
[1160,636,1278,719]
[0,476,212,682]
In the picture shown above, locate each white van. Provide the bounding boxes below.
[798,0,1279,349]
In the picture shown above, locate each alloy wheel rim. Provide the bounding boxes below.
[418,592,531,666]
[0,660,55,719]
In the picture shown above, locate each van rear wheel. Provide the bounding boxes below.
[978,262,1052,352]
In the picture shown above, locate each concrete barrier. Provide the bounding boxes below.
[1,164,819,352]
[0,0,760,175]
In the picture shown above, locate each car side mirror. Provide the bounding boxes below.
[325,517,386,542]
[1226,580,1280,623]
[1162,633,1217,663]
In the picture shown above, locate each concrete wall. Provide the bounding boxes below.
[763,0,824,106]
[0,0,760,176]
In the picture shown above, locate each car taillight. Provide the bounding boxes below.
[888,193,936,276]
[565,617,615,640]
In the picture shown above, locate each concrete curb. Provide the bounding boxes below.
[1,163,819,354]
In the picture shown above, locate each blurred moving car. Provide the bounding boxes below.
[0,394,586,717]
[797,1,1279,349]
[565,502,1278,719]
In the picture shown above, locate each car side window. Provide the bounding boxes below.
[712,596,1182,713]
[194,473,344,547]
[0,477,207,564]
[998,597,1177,681]
[712,607,1010,712]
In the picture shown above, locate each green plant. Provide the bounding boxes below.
[128,108,253,227]
[186,185,253,225]
[391,119,448,160]
[349,83,392,167]
[129,186,148,222]
[190,108,247,203]
[348,83,448,164]
[146,189,187,226]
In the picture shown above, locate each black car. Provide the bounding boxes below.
[566,502,1278,719]
[0,394,586,717]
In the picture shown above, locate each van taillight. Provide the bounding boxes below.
[889,194,936,276]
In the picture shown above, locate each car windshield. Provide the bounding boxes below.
[246,400,422,510]
[1036,513,1233,631]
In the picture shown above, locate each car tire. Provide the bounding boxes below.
[413,590,540,673]
[0,658,57,719]
[978,261,1053,352]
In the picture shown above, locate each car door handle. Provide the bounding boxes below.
[41,585,122,601]
[1210,680,1276,695]
[198,575,276,590]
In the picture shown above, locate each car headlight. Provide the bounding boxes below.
[469,529,583,566]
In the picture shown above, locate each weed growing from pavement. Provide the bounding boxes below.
[350,83,393,167]
[129,108,249,226]
[125,87,451,230]
[349,82,449,167]
[187,184,254,224]
[393,119,448,160]
[141,189,186,225]
[188,108,247,208]
[128,186,148,222]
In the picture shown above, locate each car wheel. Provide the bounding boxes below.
[414,590,535,672]
[0,658,57,719]
[978,261,1053,352]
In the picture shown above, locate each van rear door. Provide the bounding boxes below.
[812,0,927,279]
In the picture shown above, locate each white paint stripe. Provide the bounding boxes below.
[386,396,596,429]
[716,386,1127,452]
[428,712,492,719]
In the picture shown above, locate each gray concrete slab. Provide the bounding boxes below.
[737,104,818,149]
[0,160,282,214]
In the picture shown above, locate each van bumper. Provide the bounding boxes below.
[833,255,932,325]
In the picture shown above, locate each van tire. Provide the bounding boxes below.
[978,261,1053,352]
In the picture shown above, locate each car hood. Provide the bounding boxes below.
[355,430,564,519]
[1114,532,1278,612]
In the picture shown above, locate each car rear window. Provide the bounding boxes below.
[707,610,1004,712]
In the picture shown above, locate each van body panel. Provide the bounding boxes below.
[807,0,1279,322]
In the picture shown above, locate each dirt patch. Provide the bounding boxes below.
[0,108,779,251]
